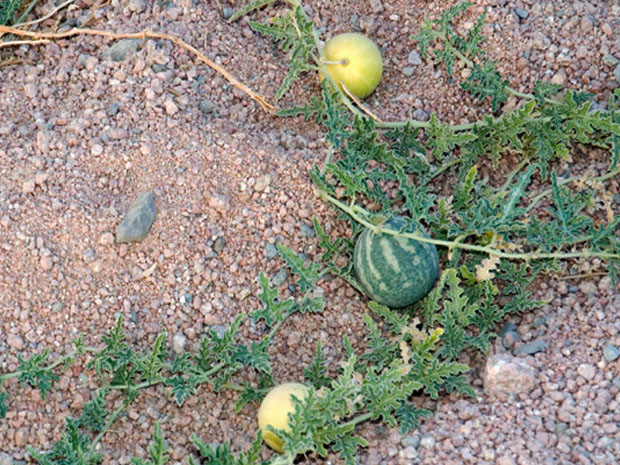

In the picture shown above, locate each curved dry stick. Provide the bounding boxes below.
[14,0,77,28]
[0,38,50,49]
[340,81,384,124]
[0,25,275,112]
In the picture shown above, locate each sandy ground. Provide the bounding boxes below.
[0,0,619,464]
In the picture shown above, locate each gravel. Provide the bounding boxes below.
[0,0,619,464]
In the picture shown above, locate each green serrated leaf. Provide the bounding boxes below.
[234,379,270,413]
[17,348,60,400]
[29,417,102,465]
[426,113,477,159]
[395,403,431,434]
[277,243,321,291]
[0,388,8,418]
[233,338,273,378]
[461,60,509,112]
[304,340,332,388]
[164,374,201,407]
[252,272,295,327]
[332,433,368,465]
[367,301,408,334]
[77,389,109,433]
[137,331,168,384]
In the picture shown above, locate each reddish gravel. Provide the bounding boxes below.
[0,1,619,464]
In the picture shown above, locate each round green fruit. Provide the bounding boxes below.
[353,216,439,308]
[322,32,383,99]
[257,382,309,453]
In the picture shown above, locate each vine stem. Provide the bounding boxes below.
[108,362,227,392]
[491,159,530,201]
[318,191,620,261]
[0,347,99,381]
[429,157,462,180]
[340,412,373,429]
[525,167,620,213]
[447,42,561,107]
[89,398,133,454]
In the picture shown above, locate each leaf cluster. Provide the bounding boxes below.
[246,1,317,100]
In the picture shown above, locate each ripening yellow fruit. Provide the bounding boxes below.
[257,382,309,453]
[321,32,383,99]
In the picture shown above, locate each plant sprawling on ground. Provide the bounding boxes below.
[1,0,619,464]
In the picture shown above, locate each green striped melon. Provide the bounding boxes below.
[353,216,439,308]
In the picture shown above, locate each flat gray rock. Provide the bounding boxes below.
[103,39,141,62]
[115,192,156,243]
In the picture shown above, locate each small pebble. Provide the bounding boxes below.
[413,109,429,121]
[484,354,537,396]
[580,16,594,34]
[602,54,619,67]
[164,99,178,115]
[401,434,420,448]
[199,99,214,115]
[550,70,566,86]
[115,192,157,243]
[22,179,35,194]
[222,7,234,19]
[254,174,271,192]
[213,237,227,253]
[100,232,115,245]
[272,268,288,286]
[83,248,97,263]
[300,223,315,238]
[419,435,435,450]
[210,325,228,339]
[368,0,383,14]
[603,345,619,362]
[497,455,516,465]
[172,333,187,354]
[499,321,517,337]
[265,242,278,260]
[7,334,24,350]
[103,39,140,62]
[407,50,422,66]
[514,8,528,20]
[107,103,121,116]
[576,363,596,380]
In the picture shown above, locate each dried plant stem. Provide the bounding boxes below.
[0,25,275,112]
[14,0,76,28]
[558,272,608,280]
[340,81,384,123]
[0,38,49,48]
[14,0,41,25]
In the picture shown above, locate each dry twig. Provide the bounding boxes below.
[0,38,50,49]
[0,25,275,112]
[340,81,384,123]
[0,57,26,67]
[14,0,77,28]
